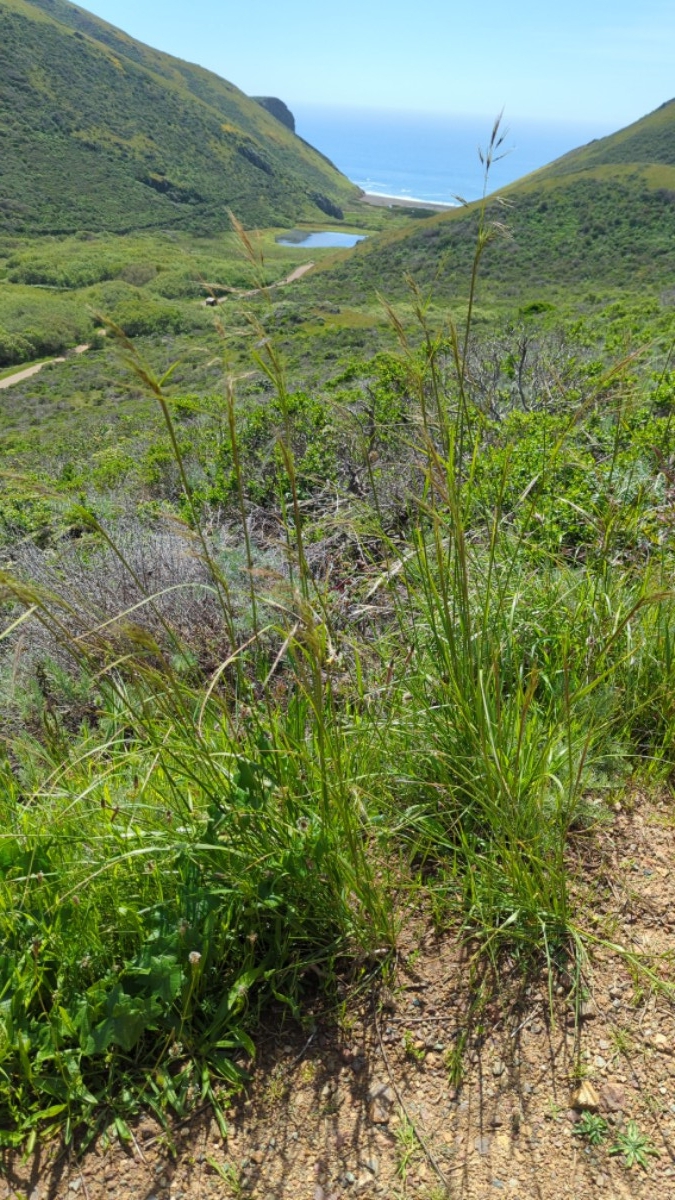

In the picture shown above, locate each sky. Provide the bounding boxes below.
[80,0,675,127]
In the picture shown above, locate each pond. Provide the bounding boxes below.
[276,230,368,249]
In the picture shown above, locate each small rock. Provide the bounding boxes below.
[369,1099,391,1124]
[474,1135,492,1155]
[367,1080,394,1124]
[650,1033,672,1054]
[571,1081,600,1112]
[343,1171,356,1185]
[600,1083,626,1113]
[492,1060,506,1077]
[364,1157,379,1176]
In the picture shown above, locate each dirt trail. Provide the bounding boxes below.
[282,261,315,285]
[0,344,90,391]
[3,790,675,1200]
[202,260,315,305]
[0,358,63,390]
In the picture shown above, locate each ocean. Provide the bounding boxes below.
[293,106,617,206]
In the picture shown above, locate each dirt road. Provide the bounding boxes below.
[0,358,64,390]
[0,344,89,391]
[202,260,315,305]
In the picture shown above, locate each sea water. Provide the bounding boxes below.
[293,106,616,205]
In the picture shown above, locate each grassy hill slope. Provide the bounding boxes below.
[0,0,357,234]
[309,102,675,306]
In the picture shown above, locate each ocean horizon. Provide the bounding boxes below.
[293,106,617,206]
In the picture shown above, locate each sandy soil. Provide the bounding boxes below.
[3,790,675,1200]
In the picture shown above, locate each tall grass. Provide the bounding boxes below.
[2,122,675,1148]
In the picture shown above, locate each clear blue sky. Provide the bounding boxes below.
[82,0,675,126]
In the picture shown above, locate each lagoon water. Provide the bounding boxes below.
[294,106,616,206]
[277,231,367,248]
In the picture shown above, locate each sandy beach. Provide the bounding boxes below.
[360,191,456,212]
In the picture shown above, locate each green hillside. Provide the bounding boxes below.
[532,97,675,178]
[0,0,357,234]
[309,101,675,305]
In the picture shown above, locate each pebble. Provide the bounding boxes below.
[474,1136,491,1155]
[599,1082,625,1112]
[572,1081,600,1111]
[368,1099,391,1125]
[492,1060,506,1077]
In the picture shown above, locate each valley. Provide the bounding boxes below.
[2,3,675,1198]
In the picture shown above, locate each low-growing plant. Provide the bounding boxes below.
[609,1120,660,1169]
[573,1112,609,1146]
[395,1111,420,1182]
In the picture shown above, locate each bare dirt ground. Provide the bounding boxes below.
[3,790,675,1200]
